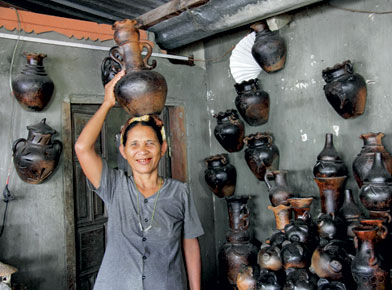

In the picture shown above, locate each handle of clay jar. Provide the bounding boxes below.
[379,224,388,240]
[53,140,63,155]
[140,42,157,70]
[12,138,26,155]
[264,171,274,189]
[109,46,125,71]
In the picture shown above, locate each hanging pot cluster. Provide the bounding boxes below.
[13,118,62,184]
[101,19,167,116]
[322,60,367,119]
[12,53,54,112]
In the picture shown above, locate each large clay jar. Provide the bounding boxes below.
[264,170,293,206]
[353,132,392,188]
[244,132,279,181]
[213,109,245,153]
[234,78,270,126]
[13,118,62,184]
[12,53,54,111]
[314,176,347,215]
[313,133,347,178]
[204,153,237,198]
[251,21,287,73]
[104,19,167,116]
[322,60,367,119]
[351,225,390,290]
[219,196,258,288]
[359,152,392,212]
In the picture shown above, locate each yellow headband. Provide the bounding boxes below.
[120,115,166,145]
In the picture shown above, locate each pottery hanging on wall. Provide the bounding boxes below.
[101,19,167,116]
[264,170,293,206]
[251,21,287,73]
[204,153,237,198]
[244,132,279,181]
[322,60,367,119]
[313,133,347,178]
[234,78,270,126]
[353,132,392,188]
[12,53,54,111]
[213,109,245,152]
[13,118,62,184]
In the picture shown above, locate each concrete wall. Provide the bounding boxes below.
[203,0,392,251]
[0,29,214,289]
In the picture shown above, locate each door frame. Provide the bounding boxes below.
[62,95,188,290]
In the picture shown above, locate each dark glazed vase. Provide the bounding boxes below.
[13,118,62,184]
[322,60,367,119]
[351,225,390,290]
[244,132,279,181]
[359,152,392,212]
[12,53,54,111]
[234,79,270,126]
[313,133,347,178]
[314,176,347,215]
[213,109,245,152]
[102,19,167,116]
[204,154,237,198]
[251,21,287,73]
[353,132,392,188]
[339,189,363,239]
[264,170,293,206]
[219,196,258,288]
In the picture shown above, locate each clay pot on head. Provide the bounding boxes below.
[213,109,245,152]
[313,133,347,178]
[204,153,237,198]
[251,21,287,73]
[12,53,54,111]
[13,118,62,184]
[244,132,279,181]
[234,78,270,126]
[353,132,392,188]
[102,19,167,116]
[264,170,293,206]
[322,60,367,119]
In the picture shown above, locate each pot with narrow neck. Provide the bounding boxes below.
[264,170,293,206]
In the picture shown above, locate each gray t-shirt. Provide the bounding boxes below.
[88,159,204,290]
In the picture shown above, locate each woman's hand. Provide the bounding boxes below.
[104,70,125,107]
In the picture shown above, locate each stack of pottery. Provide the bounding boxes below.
[313,133,347,215]
[213,109,245,153]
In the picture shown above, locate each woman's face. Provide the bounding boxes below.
[119,124,167,176]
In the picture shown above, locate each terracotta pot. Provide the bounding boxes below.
[313,133,347,178]
[204,153,237,198]
[322,60,367,119]
[103,19,167,116]
[13,118,62,184]
[244,132,279,181]
[236,265,258,290]
[257,244,282,271]
[268,204,291,232]
[353,132,392,188]
[234,78,270,126]
[251,21,287,73]
[12,53,54,111]
[264,170,293,206]
[213,109,245,152]
[287,197,313,220]
[351,225,390,290]
[359,152,392,212]
[314,176,347,215]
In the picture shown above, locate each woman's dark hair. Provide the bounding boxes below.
[121,115,164,146]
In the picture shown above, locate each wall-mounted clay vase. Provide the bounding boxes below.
[313,133,347,178]
[13,118,62,184]
[322,60,367,119]
[264,170,293,206]
[353,132,392,188]
[102,19,167,116]
[213,109,245,152]
[251,21,287,73]
[204,153,237,198]
[244,132,279,181]
[12,53,54,111]
[234,78,270,126]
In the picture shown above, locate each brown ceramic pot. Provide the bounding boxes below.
[322,60,367,119]
[287,197,313,220]
[314,176,347,215]
[353,132,392,188]
[264,170,293,206]
[13,118,62,184]
[268,204,291,232]
[12,53,54,111]
[213,109,245,152]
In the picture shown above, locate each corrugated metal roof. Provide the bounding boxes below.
[0,0,171,24]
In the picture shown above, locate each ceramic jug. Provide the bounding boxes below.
[213,109,245,152]
[264,170,293,206]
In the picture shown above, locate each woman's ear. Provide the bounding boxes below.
[119,144,127,159]
[161,141,168,157]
